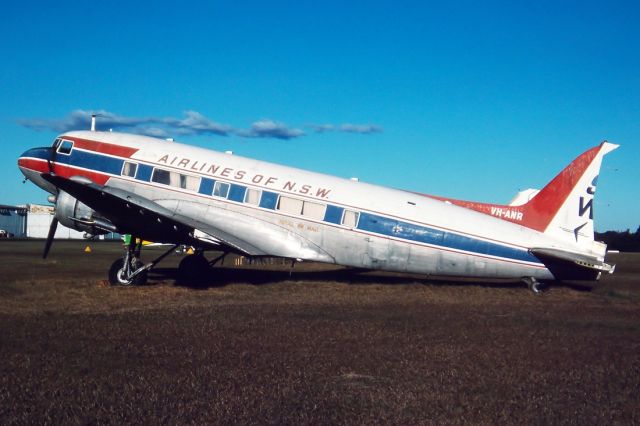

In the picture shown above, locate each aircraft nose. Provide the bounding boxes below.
[18,147,58,194]
[19,146,50,159]
[18,147,51,170]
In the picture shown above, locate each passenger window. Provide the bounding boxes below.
[302,201,326,220]
[168,172,181,187]
[244,188,262,205]
[57,140,73,155]
[151,168,171,185]
[277,196,303,215]
[342,210,359,227]
[180,174,200,191]
[122,161,138,178]
[213,181,230,198]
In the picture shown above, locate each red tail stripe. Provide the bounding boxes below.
[420,144,602,232]
[521,144,600,231]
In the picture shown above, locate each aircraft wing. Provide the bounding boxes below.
[42,174,266,255]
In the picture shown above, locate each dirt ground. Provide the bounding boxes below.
[1,240,639,424]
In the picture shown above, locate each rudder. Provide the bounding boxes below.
[521,141,618,247]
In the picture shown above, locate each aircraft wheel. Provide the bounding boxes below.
[177,254,210,286]
[108,258,148,286]
[523,277,543,295]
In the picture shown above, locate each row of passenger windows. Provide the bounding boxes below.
[121,162,359,227]
[277,196,325,220]
[151,168,200,191]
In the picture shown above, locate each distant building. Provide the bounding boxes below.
[24,204,85,239]
[0,204,119,240]
[0,204,27,237]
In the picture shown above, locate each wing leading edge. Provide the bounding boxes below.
[42,174,266,256]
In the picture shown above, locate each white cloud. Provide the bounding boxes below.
[309,123,383,134]
[163,110,230,136]
[17,109,230,137]
[237,119,305,140]
[18,110,382,140]
[339,123,383,134]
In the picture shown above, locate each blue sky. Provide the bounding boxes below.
[1,1,638,231]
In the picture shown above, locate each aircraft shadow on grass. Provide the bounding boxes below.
[147,265,593,292]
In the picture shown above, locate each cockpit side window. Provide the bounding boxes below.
[57,140,74,155]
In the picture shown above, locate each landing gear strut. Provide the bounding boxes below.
[109,256,147,286]
[108,236,178,286]
[523,276,543,294]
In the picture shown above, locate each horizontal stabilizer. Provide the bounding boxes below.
[530,247,615,280]
[508,188,539,206]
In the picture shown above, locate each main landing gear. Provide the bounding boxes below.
[107,236,227,286]
[108,236,178,286]
[177,250,210,285]
[522,276,543,294]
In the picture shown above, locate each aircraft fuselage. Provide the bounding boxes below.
[18,131,613,282]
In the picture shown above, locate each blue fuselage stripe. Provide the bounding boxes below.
[259,191,278,210]
[58,149,124,176]
[60,147,537,265]
[357,212,535,262]
[228,184,247,202]
[324,205,344,224]
[136,164,153,182]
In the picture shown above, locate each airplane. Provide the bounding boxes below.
[17,120,618,293]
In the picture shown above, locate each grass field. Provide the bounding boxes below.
[1,240,639,424]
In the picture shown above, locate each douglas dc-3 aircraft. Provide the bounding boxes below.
[18,122,618,293]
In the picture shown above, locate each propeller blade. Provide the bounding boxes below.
[43,217,58,259]
[48,141,59,174]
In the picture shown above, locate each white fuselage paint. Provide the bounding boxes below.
[32,131,598,280]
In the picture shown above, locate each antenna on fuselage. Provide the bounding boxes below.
[91,114,96,132]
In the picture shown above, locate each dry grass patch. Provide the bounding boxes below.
[1,241,639,423]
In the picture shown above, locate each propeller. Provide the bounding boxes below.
[43,217,58,259]
[47,139,59,174]
[43,141,60,258]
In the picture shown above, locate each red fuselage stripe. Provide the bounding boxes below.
[64,136,139,158]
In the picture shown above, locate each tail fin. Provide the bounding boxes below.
[426,142,618,247]
[521,141,618,245]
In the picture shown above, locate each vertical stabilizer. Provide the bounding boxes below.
[533,142,618,247]
[424,142,618,249]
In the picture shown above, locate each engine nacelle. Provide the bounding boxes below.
[54,191,113,235]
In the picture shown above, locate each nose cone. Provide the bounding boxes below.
[18,147,50,173]
[18,147,57,194]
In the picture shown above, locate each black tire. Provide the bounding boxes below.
[177,254,210,286]
[108,258,148,286]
